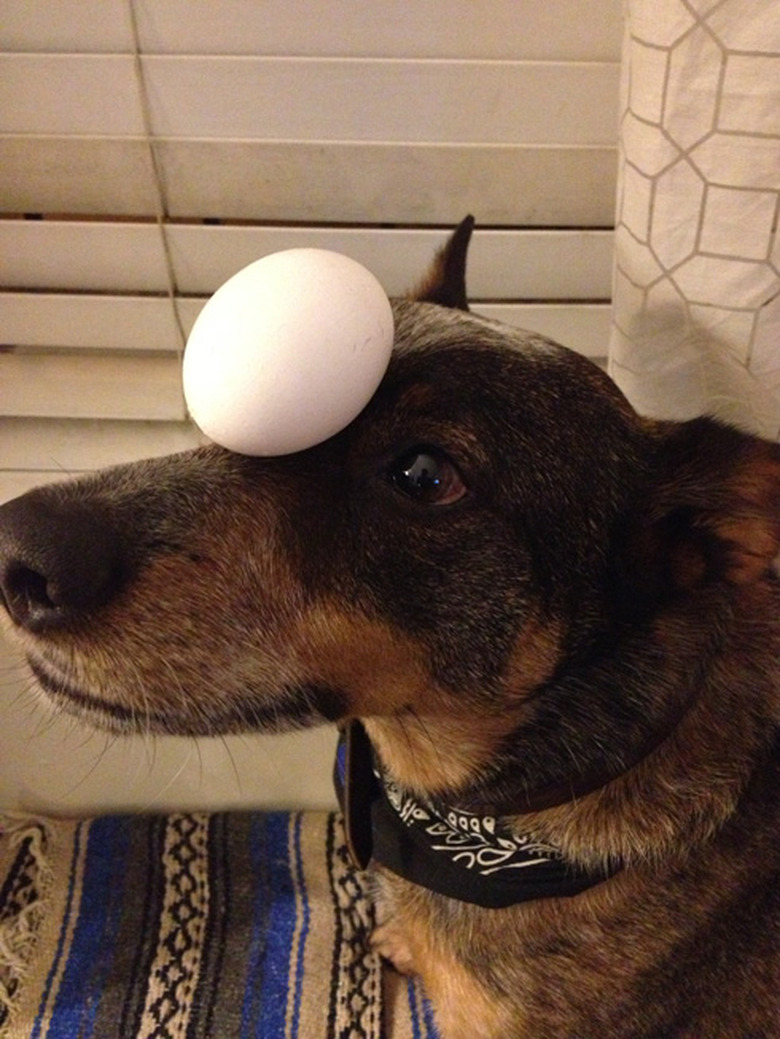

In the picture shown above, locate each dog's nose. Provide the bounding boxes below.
[0,488,125,633]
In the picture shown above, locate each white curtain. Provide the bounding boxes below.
[608,0,780,440]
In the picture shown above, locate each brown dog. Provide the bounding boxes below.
[1,219,778,1037]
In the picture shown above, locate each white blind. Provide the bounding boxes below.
[0,0,622,502]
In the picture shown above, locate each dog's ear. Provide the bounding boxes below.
[411,215,475,311]
[633,419,780,596]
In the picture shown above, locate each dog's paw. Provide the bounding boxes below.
[371,920,417,976]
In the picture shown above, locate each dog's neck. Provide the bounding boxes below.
[453,647,704,821]
[454,683,697,819]
[431,614,712,820]
[334,721,617,907]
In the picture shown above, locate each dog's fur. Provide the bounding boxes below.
[1,220,779,1037]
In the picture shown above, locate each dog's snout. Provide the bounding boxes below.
[0,489,124,632]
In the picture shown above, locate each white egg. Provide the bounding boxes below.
[182,248,394,456]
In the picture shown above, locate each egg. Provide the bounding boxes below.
[182,248,394,456]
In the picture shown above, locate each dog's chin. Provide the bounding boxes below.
[27,656,347,737]
[30,660,152,734]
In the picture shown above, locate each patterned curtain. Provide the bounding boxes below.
[608,0,780,440]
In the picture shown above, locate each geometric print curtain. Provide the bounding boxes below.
[608,0,780,440]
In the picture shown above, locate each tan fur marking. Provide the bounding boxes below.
[288,606,431,716]
[503,614,564,700]
[365,711,514,795]
[17,489,311,730]
[418,954,514,1039]
[730,453,780,505]
[407,243,455,306]
[374,899,516,1039]
[719,451,780,583]
[716,514,780,584]
[364,614,562,795]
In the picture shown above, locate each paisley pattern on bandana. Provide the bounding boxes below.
[335,721,616,908]
[382,776,563,876]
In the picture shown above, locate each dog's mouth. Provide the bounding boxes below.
[27,656,347,736]
[29,656,143,728]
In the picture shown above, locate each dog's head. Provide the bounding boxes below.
[1,219,778,803]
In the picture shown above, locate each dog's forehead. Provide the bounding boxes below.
[348,299,642,466]
[383,299,617,414]
[390,298,561,362]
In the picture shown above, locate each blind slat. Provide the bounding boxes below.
[1,296,608,361]
[0,55,143,136]
[0,137,159,217]
[2,223,614,297]
[0,353,185,421]
[1,417,201,473]
[0,138,617,225]
[1,55,619,145]
[170,226,614,298]
[2,294,181,352]
[1,0,622,61]
[144,57,620,145]
[134,0,622,60]
[0,220,168,292]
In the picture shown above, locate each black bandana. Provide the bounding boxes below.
[334,721,616,909]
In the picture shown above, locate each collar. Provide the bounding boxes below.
[334,720,617,909]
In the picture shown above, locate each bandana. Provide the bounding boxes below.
[334,720,616,909]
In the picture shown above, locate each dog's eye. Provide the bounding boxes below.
[387,448,467,505]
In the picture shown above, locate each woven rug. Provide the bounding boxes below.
[0,812,439,1039]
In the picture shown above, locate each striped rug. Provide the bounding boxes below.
[0,812,439,1039]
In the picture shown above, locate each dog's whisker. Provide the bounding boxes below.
[30,703,61,741]
[8,674,40,711]
[0,660,30,680]
[150,739,196,806]
[57,731,116,800]
[405,707,449,775]
[156,652,190,721]
[72,723,101,752]
[407,705,468,788]
[144,727,158,775]
[219,735,244,796]
[193,735,205,791]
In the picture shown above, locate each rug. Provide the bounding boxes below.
[0,812,439,1039]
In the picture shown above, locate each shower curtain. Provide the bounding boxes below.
[608,0,780,440]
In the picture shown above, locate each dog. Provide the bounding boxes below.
[1,218,778,1037]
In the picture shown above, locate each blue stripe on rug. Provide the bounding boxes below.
[242,813,299,1038]
[422,990,440,1038]
[259,813,299,1038]
[407,978,423,1039]
[407,978,440,1039]
[32,822,84,1039]
[290,812,310,1039]
[46,816,130,1039]
[241,814,273,1036]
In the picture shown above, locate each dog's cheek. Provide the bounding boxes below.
[347,515,538,695]
[285,604,435,717]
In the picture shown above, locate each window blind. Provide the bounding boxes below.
[0,0,622,502]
